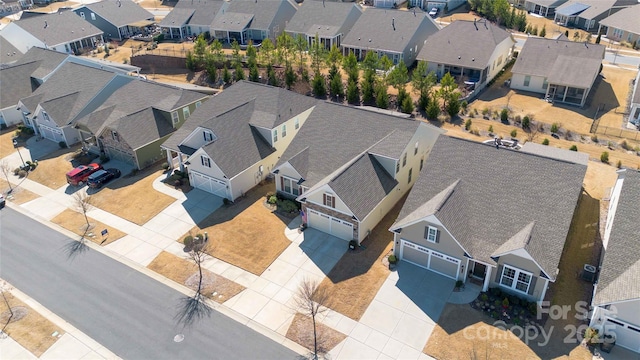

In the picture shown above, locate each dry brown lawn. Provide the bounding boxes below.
[0,128,18,158]
[286,313,347,355]
[317,198,403,321]
[30,1,79,12]
[148,251,245,303]
[187,183,291,276]
[91,165,175,225]
[24,146,77,190]
[0,179,40,204]
[51,208,125,246]
[0,292,63,357]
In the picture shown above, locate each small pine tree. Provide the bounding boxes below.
[375,82,389,109]
[312,73,326,97]
[595,33,601,44]
[569,145,578,151]
[401,95,414,114]
[601,151,609,163]
[542,138,550,145]
[510,129,518,138]
[267,65,278,86]
[616,160,622,168]
[522,116,530,130]
[235,63,245,81]
[500,108,509,123]
[488,125,494,134]
[284,64,297,89]
[346,79,359,104]
[551,123,559,133]
[532,25,539,36]
[330,74,344,99]
[465,119,472,131]
[222,66,231,85]
[426,96,440,120]
[539,25,546,38]
[249,64,260,82]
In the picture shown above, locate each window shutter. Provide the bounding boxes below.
[323,194,327,205]
[528,276,537,296]
[495,265,503,283]
[424,226,428,239]
[203,132,207,141]
[435,229,440,243]
[331,196,335,207]
[280,176,284,191]
[201,156,205,166]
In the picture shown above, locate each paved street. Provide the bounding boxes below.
[0,207,299,360]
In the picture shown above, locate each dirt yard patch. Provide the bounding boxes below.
[317,198,404,321]
[91,166,176,225]
[24,146,77,190]
[51,208,125,246]
[0,291,63,357]
[186,183,291,276]
[0,179,39,204]
[147,251,245,303]
[0,128,18,158]
[286,312,347,356]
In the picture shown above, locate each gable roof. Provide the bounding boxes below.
[160,0,226,27]
[341,8,438,53]
[599,4,640,35]
[12,47,69,80]
[78,0,154,27]
[0,35,24,65]
[110,108,174,150]
[526,0,568,7]
[285,0,362,37]
[211,0,295,31]
[512,37,604,88]
[593,170,640,305]
[520,142,589,165]
[417,19,513,70]
[159,7,195,27]
[11,11,103,47]
[392,136,586,281]
[0,61,41,108]
[556,0,636,20]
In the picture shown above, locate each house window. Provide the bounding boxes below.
[294,117,300,130]
[182,107,190,120]
[201,155,211,167]
[612,28,623,38]
[90,12,95,20]
[414,141,419,155]
[79,11,85,19]
[273,129,278,143]
[500,265,532,294]
[323,193,335,208]
[203,131,214,142]
[282,124,287,138]
[396,162,400,174]
[171,111,179,125]
[407,168,412,183]
[42,112,50,121]
[542,78,548,90]
[420,157,424,171]
[195,101,202,108]
[281,177,300,196]
[402,153,407,167]
[111,130,119,141]
[524,76,531,87]
[424,226,438,243]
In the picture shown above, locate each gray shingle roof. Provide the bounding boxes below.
[599,4,640,36]
[160,0,225,27]
[0,61,41,108]
[286,0,362,37]
[211,0,295,31]
[13,47,69,80]
[512,37,604,89]
[79,0,154,27]
[341,8,438,53]
[393,136,587,281]
[329,153,398,220]
[110,107,174,150]
[594,170,640,305]
[417,20,513,70]
[527,0,567,7]
[159,7,195,27]
[0,35,23,65]
[520,142,589,165]
[12,11,103,47]
[556,0,635,20]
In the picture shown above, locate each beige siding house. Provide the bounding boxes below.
[599,4,640,49]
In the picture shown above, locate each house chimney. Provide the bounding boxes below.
[392,18,395,31]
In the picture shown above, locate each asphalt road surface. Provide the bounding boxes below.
[0,207,300,360]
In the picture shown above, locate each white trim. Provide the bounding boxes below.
[425,225,438,243]
[499,264,533,295]
[492,247,551,281]
[399,239,460,280]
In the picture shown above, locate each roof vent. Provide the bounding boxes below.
[368,39,371,42]
[458,55,461,59]
[472,58,475,61]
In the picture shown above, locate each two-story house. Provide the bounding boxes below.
[159,0,225,40]
[73,0,155,41]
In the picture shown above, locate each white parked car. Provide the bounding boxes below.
[429,7,439,17]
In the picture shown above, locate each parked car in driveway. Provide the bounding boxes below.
[429,7,438,17]
[66,163,103,186]
[0,194,5,209]
[87,168,121,188]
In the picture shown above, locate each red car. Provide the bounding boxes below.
[66,163,103,186]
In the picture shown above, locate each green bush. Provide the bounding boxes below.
[522,116,530,130]
[480,293,489,302]
[500,109,509,123]
[616,160,622,168]
[569,145,578,151]
[162,162,170,170]
[528,302,538,317]
[277,199,298,213]
[58,141,66,148]
[183,235,194,248]
[510,129,517,138]
[542,138,550,145]
[550,123,559,133]
[488,125,494,134]
[601,151,609,163]
[153,33,164,43]
[502,297,509,308]
[388,254,398,264]
[464,119,472,131]
[268,195,277,204]
[455,280,464,288]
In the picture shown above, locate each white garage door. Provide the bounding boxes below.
[106,147,136,166]
[605,318,640,352]
[307,209,353,240]
[39,125,64,143]
[191,171,227,198]
[400,239,460,280]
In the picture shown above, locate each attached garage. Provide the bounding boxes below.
[39,124,65,143]
[307,208,354,240]
[106,147,136,166]
[605,318,640,352]
[191,171,228,198]
[399,239,461,280]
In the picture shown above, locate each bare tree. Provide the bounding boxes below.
[0,159,13,193]
[294,278,332,360]
[1,281,13,337]
[175,233,212,328]
[73,192,93,234]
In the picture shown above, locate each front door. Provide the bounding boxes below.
[472,262,487,279]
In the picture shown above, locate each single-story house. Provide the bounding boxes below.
[417,19,514,91]
[599,4,640,49]
[341,8,439,65]
[73,0,155,41]
[589,169,640,353]
[274,102,443,242]
[0,11,104,55]
[389,136,587,303]
[554,0,637,32]
[159,0,225,39]
[76,79,209,170]
[409,0,467,13]
[285,0,362,49]
[629,71,640,128]
[510,37,604,107]
[521,0,568,17]
[161,81,317,200]
[211,0,297,45]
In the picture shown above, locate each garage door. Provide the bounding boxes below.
[605,318,640,352]
[307,209,354,240]
[39,125,64,143]
[191,171,227,198]
[400,239,460,280]
[106,147,136,166]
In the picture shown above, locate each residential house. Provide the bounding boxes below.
[416,19,514,92]
[599,4,640,49]
[0,11,104,55]
[589,169,640,353]
[161,81,317,200]
[274,102,443,242]
[0,34,24,65]
[341,8,439,65]
[0,61,41,127]
[521,0,568,17]
[73,0,155,41]
[76,80,209,170]
[285,0,362,49]
[211,0,297,45]
[159,0,225,39]
[389,136,587,303]
[554,0,637,32]
[0,0,33,16]
[409,0,467,13]
[629,71,640,128]
[510,37,604,107]
[17,62,134,145]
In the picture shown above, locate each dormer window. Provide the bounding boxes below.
[90,12,96,20]
[195,101,202,108]
[203,131,214,142]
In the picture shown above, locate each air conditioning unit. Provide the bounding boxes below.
[582,264,597,283]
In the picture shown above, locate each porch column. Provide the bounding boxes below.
[581,89,587,107]
[463,258,470,282]
[562,86,568,102]
[538,277,550,304]
[165,150,173,169]
[179,27,183,39]
[483,266,492,292]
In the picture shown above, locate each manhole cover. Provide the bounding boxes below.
[174,334,184,343]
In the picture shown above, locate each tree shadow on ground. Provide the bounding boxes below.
[174,295,212,329]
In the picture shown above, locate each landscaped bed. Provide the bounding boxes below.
[286,313,346,356]
[50,208,126,246]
